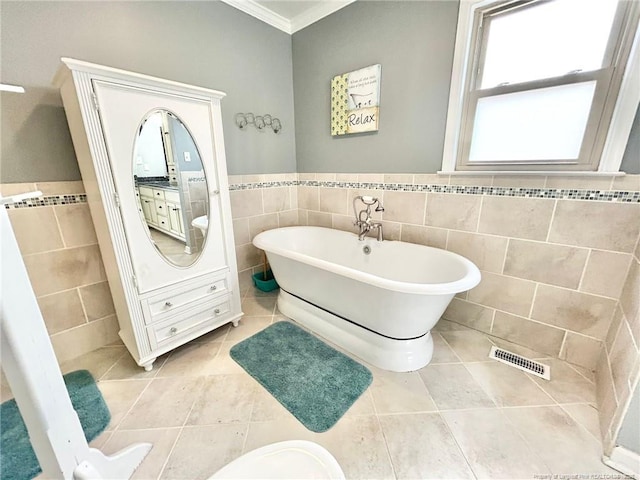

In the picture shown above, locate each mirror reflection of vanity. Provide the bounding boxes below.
[133,109,207,266]
[54,58,243,371]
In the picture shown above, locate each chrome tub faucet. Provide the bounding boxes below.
[353,195,384,241]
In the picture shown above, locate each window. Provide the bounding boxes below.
[443,0,640,173]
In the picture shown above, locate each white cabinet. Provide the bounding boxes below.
[54,58,243,370]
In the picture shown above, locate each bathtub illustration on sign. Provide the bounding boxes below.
[253,226,481,372]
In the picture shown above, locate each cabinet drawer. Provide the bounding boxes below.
[139,186,153,197]
[155,200,167,216]
[146,276,228,320]
[149,296,231,347]
[157,215,169,230]
[153,188,165,200]
[164,190,180,203]
[169,175,178,184]
[168,165,178,175]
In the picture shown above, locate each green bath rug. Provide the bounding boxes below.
[1,369,111,480]
[230,321,372,432]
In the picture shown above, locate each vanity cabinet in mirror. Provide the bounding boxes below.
[54,58,243,371]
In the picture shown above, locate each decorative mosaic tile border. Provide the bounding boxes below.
[4,194,88,210]
[231,180,640,203]
[4,180,639,208]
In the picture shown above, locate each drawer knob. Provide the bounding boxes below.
[209,285,217,292]
[165,301,173,307]
[169,327,178,334]
[214,308,220,314]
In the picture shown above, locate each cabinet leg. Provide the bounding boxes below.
[232,319,240,327]
[142,360,155,372]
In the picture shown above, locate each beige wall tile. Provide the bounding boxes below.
[315,173,336,182]
[234,243,262,271]
[581,250,632,298]
[331,214,355,233]
[8,206,64,255]
[38,289,86,335]
[425,193,481,231]
[319,187,348,214]
[358,173,384,183]
[382,191,426,225]
[384,174,414,184]
[35,181,85,195]
[491,311,565,357]
[548,201,640,252]
[248,213,279,239]
[448,175,493,186]
[24,245,106,297]
[297,209,308,226]
[227,175,243,185]
[612,174,640,192]
[491,175,546,188]
[544,176,614,190]
[55,203,98,247]
[297,186,319,210]
[298,173,316,181]
[635,234,640,261]
[609,321,638,400]
[336,173,358,182]
[531,284,616,339]
[0,182,37,196]
[262,187,290,213]
[377,221,401,241]
[595,348,615,413]
[606,305,625,352]
[79,281,116,321]
[277,210,298,227]
[308,211,332,228]
[620,257,640,321]
[478,196,555,241]
[232,218,250,245]
[229,190,263,218]
[51,314,120,364]
[504,239,588,289]
[447,231,508,274]
[401,224,448,249]
[242,174,264,183]
[289,186,298,210]
[414,174,449,185]
[560,333,602,371]
[442,298,493,332]
[467,272,536,317]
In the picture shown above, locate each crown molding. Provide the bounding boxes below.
[220,0,357,35]
[220,0,292,34]
[290,0,357,33]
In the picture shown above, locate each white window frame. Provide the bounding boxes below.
[441,0,640,174]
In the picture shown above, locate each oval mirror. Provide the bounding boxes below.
[133,109,208,267]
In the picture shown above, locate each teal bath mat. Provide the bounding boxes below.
[230,321,372,432]
[1,370,111,480]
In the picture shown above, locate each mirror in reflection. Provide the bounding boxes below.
[133,109,209,267]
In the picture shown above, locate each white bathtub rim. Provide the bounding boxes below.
[253,226,481,295]
[277,289,434,372]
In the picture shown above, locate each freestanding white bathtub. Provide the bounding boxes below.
[253,226,481,372]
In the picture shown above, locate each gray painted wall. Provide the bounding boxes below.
[0,1,296,182]
[292,0,639,174]
[292,1,459,173]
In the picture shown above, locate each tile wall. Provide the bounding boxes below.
[1,181,119,364]
[3,172,638,452]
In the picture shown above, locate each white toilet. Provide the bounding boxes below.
[209,440,345,479]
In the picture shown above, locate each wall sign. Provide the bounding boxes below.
[331,64,381,136]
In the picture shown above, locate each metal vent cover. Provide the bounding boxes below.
[489,346,550,380]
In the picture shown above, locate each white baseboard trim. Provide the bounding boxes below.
[603,446,640,479]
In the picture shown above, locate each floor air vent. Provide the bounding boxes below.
[489,346,550,380]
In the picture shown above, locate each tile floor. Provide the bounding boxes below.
[52,286,622,480]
